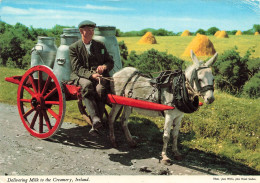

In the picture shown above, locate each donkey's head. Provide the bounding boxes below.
[185,50,218,104]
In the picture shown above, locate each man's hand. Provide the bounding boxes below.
[91,73,102,81]
[96,65,107,74]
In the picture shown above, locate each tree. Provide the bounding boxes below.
[14,22,33,40]
[155,28,173,36]
[0,21,6,34]
[0,30,26,67]
[253,24,260,32]
[207,27,219,35]
[116,29,122,37]
[195,28,206,35]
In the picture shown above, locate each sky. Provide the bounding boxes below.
[0,0,259,32]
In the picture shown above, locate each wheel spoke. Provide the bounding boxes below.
[22,85,35,96]
[41,76,52,95]
[38,71,42,93]
[28,74,37,93]
[23,108,35,118]
[47,108,58,120]
[44,88,57,100]
[20,99,31,103]
[42,110,52,130]
[30,111,39,129]
[45,101,60,105]
[39,111,43,133]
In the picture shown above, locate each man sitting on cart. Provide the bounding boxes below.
[69,20,114,133]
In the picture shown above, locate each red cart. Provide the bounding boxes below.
[5,65,180,139]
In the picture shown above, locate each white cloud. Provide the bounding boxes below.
[1,6,30,15]
[66,4,133,11]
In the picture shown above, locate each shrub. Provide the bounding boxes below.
[247,57,260,77]
[118,41,128,63]
[242,72,260,98]
[212,47,250,95]
[123,49,184,73]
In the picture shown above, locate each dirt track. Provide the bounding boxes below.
[0,102,258,176]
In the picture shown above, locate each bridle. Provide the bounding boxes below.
[189,67,214,95]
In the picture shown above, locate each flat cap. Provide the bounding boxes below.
[78,20,96,28]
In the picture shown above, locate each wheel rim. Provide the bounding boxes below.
[17,65,65,139]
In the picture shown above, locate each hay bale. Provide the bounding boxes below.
[255,32,259,35]
[217,30,229,38]
[235,30,242,35]
[138,32,157,44]
[182,34,216,57]
[181,30,191,36]
[214,31,221,37]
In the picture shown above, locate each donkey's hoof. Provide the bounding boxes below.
[174,155,183,161]
[161,158,172,165]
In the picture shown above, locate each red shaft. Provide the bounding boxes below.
[107,94,175,111]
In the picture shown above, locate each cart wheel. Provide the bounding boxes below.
[17,65,65,139]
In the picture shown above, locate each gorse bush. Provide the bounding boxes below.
[123,48,184,74]
[247,57,260,77]
[242,72,260,98]
[212,47,250,95]
[118,41,128,62]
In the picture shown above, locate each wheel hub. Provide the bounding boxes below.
[31,95,44,109]
[31,98,38,108]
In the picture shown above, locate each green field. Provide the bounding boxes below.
[117,35,260,61]
[0,35,259,174]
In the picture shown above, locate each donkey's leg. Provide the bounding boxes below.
[161,111,175,165]
[172,114,184,160]
[108,104,122,147]
[120,106,137,147]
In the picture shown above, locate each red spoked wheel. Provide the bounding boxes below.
[17,65,65,139]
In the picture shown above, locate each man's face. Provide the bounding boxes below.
[80,26,95,41]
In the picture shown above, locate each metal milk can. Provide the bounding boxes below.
[53,34,78,83]
[93,26,122,76]
[31,36,57,79]
[63,28,81,40]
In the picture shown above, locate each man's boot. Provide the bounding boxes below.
[83,97,102,130]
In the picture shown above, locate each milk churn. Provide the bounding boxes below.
[53,34,78,83]
[93,26,122,76]
[31,36,57,79]
[63,28,81,40]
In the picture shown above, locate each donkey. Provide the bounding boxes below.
[108,50,218,164]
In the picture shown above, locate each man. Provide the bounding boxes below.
[69,20,114,132]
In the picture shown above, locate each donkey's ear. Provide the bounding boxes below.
[205,52,218,67]
[190,50,199,66]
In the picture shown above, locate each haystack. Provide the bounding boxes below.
[217,30,229,38]
[255,32,259,35]
[182,34,216,57]
[235,30,242,35]
[181,30,191,36]
[214,31,221,37]
[138,32,157,44]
